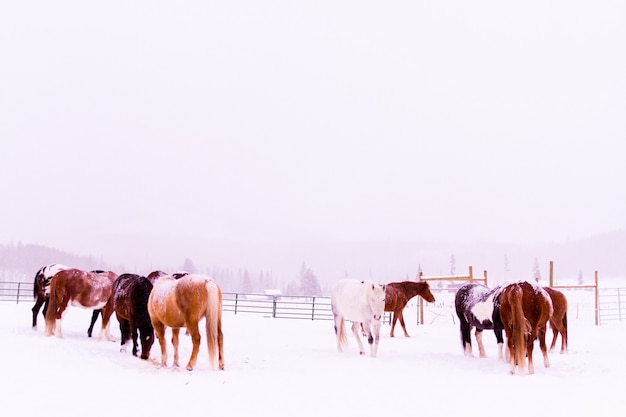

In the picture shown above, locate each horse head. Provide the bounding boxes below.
[369,283,386,320]
[422,281,436,303]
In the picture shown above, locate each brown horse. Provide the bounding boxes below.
[543,287,568,353]
[384,281,436,337]
[147,274,224,371]
[499,281,553,374]
[44,269,118,340]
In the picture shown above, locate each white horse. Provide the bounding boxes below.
[331,279,386,357]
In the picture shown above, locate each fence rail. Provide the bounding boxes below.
[2,280,624,325]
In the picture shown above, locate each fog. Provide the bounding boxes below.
[1,2,625,282]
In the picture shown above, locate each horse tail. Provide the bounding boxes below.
[44,280,59,336]
[336,317,348,351]
[562,311,568,349]
[509,284,527,369]
[204,280,223,370]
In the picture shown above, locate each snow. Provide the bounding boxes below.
[2,302,624,416]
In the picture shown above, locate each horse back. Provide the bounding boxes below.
[455,282,500,329]
[113,274,153,321]
[148,277,186,327]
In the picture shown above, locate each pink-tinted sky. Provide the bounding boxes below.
[2,1,625,259]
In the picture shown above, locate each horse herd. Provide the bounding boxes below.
[30,264,567,375]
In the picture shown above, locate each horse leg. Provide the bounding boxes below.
[538,325,550,369]
[494,326,505,361]
[390,313,398,337]
[54,299,70,339]
[32,297,45,329]
[398,311,410,337]
[119,318,131,353]
[171,328,181,367]
[131,325,139,357]
[88,309,100,338]
[185,321,202,371]
[475,329,487,358]
[548,321,558,352]
[460,319,473,356]
[98,306,116,342]
[153,321,168,367]
[371,319,382,357]
[351,322,366,355]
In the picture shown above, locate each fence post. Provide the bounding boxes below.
[272,296,277,318]
[234,293,239,315]
[311,297,315,320]
[594,271,599,326]
[17,282,21,304]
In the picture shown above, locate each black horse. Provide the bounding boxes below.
[454,282,504,359]
[112,273,155,360]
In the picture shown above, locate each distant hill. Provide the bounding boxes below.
[2,229,625,289]
[0,242,112,282]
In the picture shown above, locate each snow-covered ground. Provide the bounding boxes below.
[1,302,623,417]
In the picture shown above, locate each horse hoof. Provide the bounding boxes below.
[186,366,194,371]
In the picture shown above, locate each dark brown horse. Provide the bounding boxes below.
[148,274,224,371]
[112,273,155,360]
[543,287,568,353]
[384,281,435,337]
[44,269,118,340]
[499,281,553,374]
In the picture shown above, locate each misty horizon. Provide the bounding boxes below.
[2,2,624,287]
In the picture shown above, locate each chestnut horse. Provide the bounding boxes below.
[112,273,155,360]
[454,282,505,359]
[331,279,386,357]
[148,274,224,371]
[384,280,435,337]
[499,281,553,374]
[44,269,118,341]
[543,287,568,353]
[31,264,68,329]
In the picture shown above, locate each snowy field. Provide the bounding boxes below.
[1,302,623,417]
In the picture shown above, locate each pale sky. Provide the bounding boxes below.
[1,1,625,260]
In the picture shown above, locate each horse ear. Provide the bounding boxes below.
[382,284,386,291]
[371,284,375,290]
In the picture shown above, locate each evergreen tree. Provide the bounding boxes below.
[449,254,456,275]
[181,258,197,273]
[299,262,322,296]
[533,257,542,281]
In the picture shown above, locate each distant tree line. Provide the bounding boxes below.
[0,242,326,296]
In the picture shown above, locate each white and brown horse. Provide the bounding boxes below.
[331,279,386,357]
[148,274,224,371]
[32,264,69,329]
[44,268,118,341]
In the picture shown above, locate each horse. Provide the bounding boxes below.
[331,279,386,357]
[499,281,553,374]
[543,286,568,353]
[147,274,224,371]
[384,280,436,337]
[44,268,118,341]
[146,270,168,284]
[112,273,155,360]
[454,282,505,359]
[31,264,69,330]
